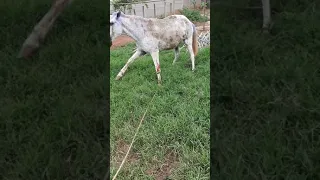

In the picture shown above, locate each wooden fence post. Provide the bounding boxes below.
[131,5,134,15]
[142,5,145,17]
[170,3,172,14]
[164,0,166,17]
[154,4,156,17]
[172,0,175,14]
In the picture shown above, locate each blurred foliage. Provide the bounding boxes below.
[179,8,209,22]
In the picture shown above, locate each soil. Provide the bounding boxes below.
[110,35,135,50]
[145,151,179,180]
[111,139,179,179]
[112,139,140,168]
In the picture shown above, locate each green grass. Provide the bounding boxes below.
[110,44,210,179]
[0,0,108,179]
[212,0,320,179]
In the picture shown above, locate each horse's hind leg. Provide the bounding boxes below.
[185,39,195,71]
[172,47,180,65]
[116,50,142,80]
[150,51,161,85]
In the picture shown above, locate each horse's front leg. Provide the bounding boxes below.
[18,0,73,58]
[150,51,161,85]
[116,50,142,80]
[262,0,271,33]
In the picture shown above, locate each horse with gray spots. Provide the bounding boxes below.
[110,11,198,85]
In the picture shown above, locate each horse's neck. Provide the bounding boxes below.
[121,16,145,41]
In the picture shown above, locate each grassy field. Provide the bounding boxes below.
[1,0,108,179]
[212,0,320,179]
[110,44,210,179]
[5,0,320,179]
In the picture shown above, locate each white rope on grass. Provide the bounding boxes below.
[111,94,156,180]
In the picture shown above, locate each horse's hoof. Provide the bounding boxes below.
[115,76,122,80]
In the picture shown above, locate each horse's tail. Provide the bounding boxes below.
[192,24,198,56]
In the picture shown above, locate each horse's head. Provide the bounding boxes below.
[110,11,123,44]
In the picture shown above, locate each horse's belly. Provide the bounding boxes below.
[159,42,180,50]
[158,37,183,50]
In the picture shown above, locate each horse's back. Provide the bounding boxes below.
[164,14,188,20]
[163,15,192,24]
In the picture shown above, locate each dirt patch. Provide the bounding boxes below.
[145,151,179,180]
[111,35,135,50]
[112,139,140,169]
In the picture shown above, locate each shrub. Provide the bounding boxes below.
[179,8,208,22]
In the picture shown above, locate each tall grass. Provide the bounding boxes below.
[1,0,108,179]
[212,0,320,179]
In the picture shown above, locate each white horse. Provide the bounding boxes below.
[110,11,198,85]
